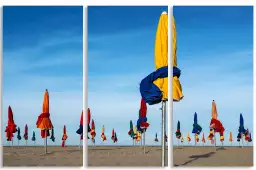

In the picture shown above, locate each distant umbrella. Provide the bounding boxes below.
[175,121,181,139]
[128,120,135,139]
[62,125,68,147]
[155,133,159,142]
[187,132,191,143]
[17,127,21,140]
[87,108,91,139]
[5,106,17,143]
[111,129,115,142]
[101,125,107,141]
[202,133,206,144]
[76,110,83,135]
[24,124,28,146]
[32,131,36,146]
[90,119,96,139]
[114,132,118,143]
[192,112,202,135]
[248,133,252,142]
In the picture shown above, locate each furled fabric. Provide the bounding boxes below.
[202,133,206,143]
[140,12,169,105]
[31,131,36,141]
[90,119,96,138]
[101,125,107,141]
[24,124,28,140]
[36,89,53,138]
[114,132,118,143]
[155,133,159,142]
[137,98,149,132]
[50,128,55,142]
[62,125,68,147]
[5,106,17,141]
[192,112,202,135]
[229,132,233,142]
[175,121,181,139]
[17,127,22,140]
[128,120,135,138]
[111,129,115,141]
[187,132,191,142]
[76,110,83,135]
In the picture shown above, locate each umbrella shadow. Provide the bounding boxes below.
[216,147,226,151]
[174,152,216,167]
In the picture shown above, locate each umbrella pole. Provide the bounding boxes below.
[34,141,35,146]
[214,132,216,150]
[241,133,244,148]
[12,139,13,148]
[194,134,196,147]
[161,100,166,167]
[18,140,19,148]
[143,131,146,154]
[45,130,48,154]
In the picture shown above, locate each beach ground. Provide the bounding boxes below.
[173,146,253,167]
[88,146,168,167]
[3,146,83,166]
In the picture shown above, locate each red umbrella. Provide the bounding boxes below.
[5,106,17,141]
[111,129,115,141]
[62,125,68,147]
[139,98,149,129]
[24,124,28,143]
[87,108,91,139]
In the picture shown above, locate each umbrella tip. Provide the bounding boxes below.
[46,89,48,91]
[213,100,215,101]
[162,11,167,15]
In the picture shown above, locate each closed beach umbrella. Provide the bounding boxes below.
[24,124,28,146]
[155,133,159,142]
[229,132,233,146]
[187,132,191,144]
[192,112,202,146]
[209,100,225,148]
[111,129,115,142]
[101,125,107,141]
[87,108,91,139]
[114,132,118,143]
[128,120,135,143]
[76,110,83,148]
[62,125,68,147]
[31,131,36,146]
[5,106,17,145]
[17,127,21,146]
[202,133,206,145]
[175,121,181,147]
[36,89,53,153]
[90,119,96,144]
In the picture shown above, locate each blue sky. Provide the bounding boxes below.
[88,6,168,146]
[3,6,83,146]
[173,6,253,146]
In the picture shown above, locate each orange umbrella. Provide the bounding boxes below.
[36,89,53,137]
[202,133,206,145]
[62,125,68,147]
[36,89,53,153]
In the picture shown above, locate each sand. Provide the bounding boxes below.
[3,146,83,166]
[173,146,253,167]
[88,146,168,167]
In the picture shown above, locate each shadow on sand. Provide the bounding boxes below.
[174,152,216,167]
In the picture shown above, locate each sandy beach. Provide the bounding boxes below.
[88,146,168,167]
[173,146,253,167]
[3,146,83,166]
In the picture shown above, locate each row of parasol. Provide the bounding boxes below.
[5,89,83,153]
[87,108,118,144]
[175,100,252,148]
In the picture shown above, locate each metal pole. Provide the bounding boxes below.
[194,134,196,147]
[143,131,146,154]
[241,133,244,148]
[45,130,47,154]
[12,139,13,147]
[161,101,166,167]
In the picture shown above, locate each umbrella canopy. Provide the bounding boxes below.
[136,131,141,142]
[229,132,233,142]
[172,16,183,102]
[137,98,150,132]
[128,120,135,138]
[50,128,55,142]
[209,100,225,141]
[90,119,96,138]
[187,132,191,142]
[111,129,115,141]
[17,127,22,140]
[155,133,159,142]
[239,113,246,134]
[62,125,68,147]
[192,112,202,134]
[175,121,181,139]
[140,12,168,105]
[76,110,83,135]
[114,132,118,143]
[202,133,206,143]
[101,125,107,141]
[24,124,28,140]
[36,89,53,138]
[5,106,17,141]
[32,131,36,141]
